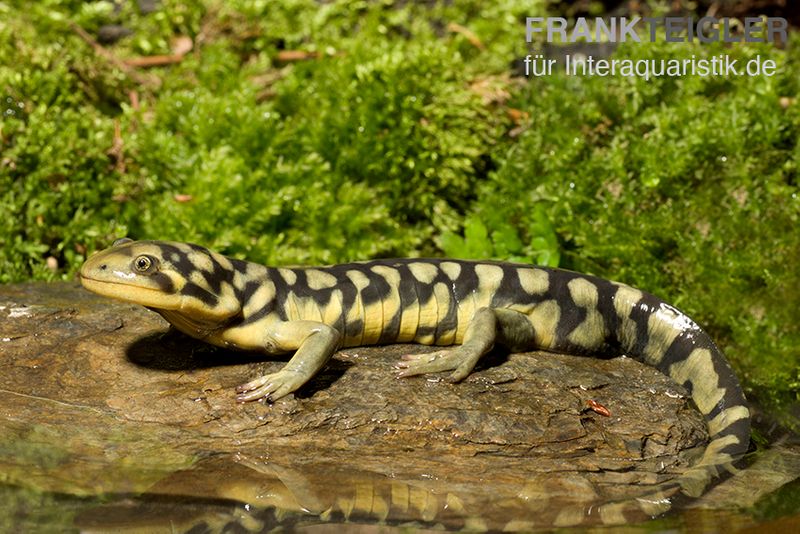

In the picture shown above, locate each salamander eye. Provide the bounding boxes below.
[133,255,157,273]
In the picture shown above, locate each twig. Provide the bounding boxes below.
[447,22,485,50]
[125,36,193,67]
[69,22,160,88]
[108,119,125,174]
[128,90,140,111]
[276,50,320,62]
[125,54,185,67]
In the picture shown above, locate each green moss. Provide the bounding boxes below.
[477,37,800,429]
[0,1,797,427]
[0,6,129,281]
[750,476,800,521]
[114,30,505,264]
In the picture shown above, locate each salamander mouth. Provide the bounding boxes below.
[79,274,180,308]
[79,273,152,290]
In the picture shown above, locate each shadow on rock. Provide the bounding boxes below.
[125,329,353,399]
[125,329,264,371]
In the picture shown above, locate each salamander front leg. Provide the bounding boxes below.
[395,308,535,382]
[236,321,342,402]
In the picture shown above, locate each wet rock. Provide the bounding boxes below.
[0,282,792,531]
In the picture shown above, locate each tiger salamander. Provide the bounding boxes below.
[79,238,751,524]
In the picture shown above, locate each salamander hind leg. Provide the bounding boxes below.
[396,308,535,382]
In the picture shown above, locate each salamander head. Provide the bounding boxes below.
[79,238,240,320]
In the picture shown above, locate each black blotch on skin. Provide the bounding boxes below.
[239,280,279,324]
[241,280,261,304]
[655,330,702,379]
[590,277,623,353]
[358,267,400,344]
[344,319,364,341]
[159,244,197,277]
[359,267,391,306]
[331,268,358,339]
[182,282,219,307]
[713,418,751,448]
[450,261,480,303]
[626,292,664,357]
[491,264,539,309]
[199,254,229,293]
[152,273,176,293]
[545,271,587,351]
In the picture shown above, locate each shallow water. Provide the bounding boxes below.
[1,438,799,533]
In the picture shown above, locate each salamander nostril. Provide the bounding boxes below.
[100,264,107,271]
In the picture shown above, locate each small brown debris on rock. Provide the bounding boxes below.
[585,399,611,417]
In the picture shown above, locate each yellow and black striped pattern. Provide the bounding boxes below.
[79,239,751,525]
